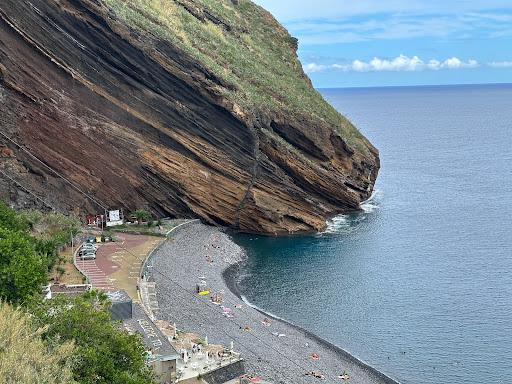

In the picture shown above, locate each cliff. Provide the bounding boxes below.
[0,0,379,234]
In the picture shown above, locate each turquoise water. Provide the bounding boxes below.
[233,84,512,384]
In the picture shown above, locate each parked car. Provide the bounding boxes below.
[79,244,97,257]
[81,243,98,251]
[80,250,96,260]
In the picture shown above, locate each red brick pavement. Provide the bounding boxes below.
[76,234,150,291]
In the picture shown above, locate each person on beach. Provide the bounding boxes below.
[305,371,325,380]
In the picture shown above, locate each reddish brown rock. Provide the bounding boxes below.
[0,147,14,158]
[0,0,379,234]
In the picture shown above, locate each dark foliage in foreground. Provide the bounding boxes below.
[28,291,155,384]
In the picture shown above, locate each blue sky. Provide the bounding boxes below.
[253,1,512,87]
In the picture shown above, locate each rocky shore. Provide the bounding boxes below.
[146,223,397,384]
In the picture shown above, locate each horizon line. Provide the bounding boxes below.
[317,81,512,90]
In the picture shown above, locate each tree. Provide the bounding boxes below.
[0,202,28,232]
[0,227,47,304]
[132,209,151,225]
[0,302,75,384]
[30,291,155,384]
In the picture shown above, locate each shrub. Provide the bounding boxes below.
[0,227,47,304]
[29,291,156,384]
[0,202,28,232]
[0,302,75,384]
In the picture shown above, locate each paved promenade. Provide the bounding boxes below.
[75,233,163,297]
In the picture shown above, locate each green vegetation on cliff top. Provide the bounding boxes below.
[102,0,368,152]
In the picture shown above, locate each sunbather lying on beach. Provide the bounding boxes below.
[338,371,350,381]
[305,371,325,379]
[261,317,272,326]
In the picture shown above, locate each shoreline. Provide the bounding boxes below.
[222,263,399,384]
[146,222,400,383]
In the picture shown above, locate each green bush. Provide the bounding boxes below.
[0,227,47,304]
[0,202,29,232]
[0,202,83,302]
[18,210,81,246]
[29,291,156,384]
[0,204,81,272]
[0,302,76,384]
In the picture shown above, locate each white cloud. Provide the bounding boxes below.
[488,61,512,68]
[303,63,327,73]
[441,57,479,69]
[303,55,480,73]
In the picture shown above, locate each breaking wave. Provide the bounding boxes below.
[361,189,382,213]
[322,189,382,234]
[240,295,288,323]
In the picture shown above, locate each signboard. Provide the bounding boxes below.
[106,210,123,227]
[109,210,120,221]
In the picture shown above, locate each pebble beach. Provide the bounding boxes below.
[146,222,398,384]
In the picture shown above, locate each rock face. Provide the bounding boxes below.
[0,0,379,234]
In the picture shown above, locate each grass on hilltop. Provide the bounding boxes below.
[102,0,368,153]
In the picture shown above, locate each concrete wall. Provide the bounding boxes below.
[202,360,245,384]
[151,359,177,384]
[177,378,206,384]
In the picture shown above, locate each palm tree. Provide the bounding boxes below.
[132,209,150,225]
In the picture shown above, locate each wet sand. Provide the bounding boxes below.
[145,222,398,384]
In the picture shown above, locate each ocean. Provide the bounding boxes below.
[233,84,512,384]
